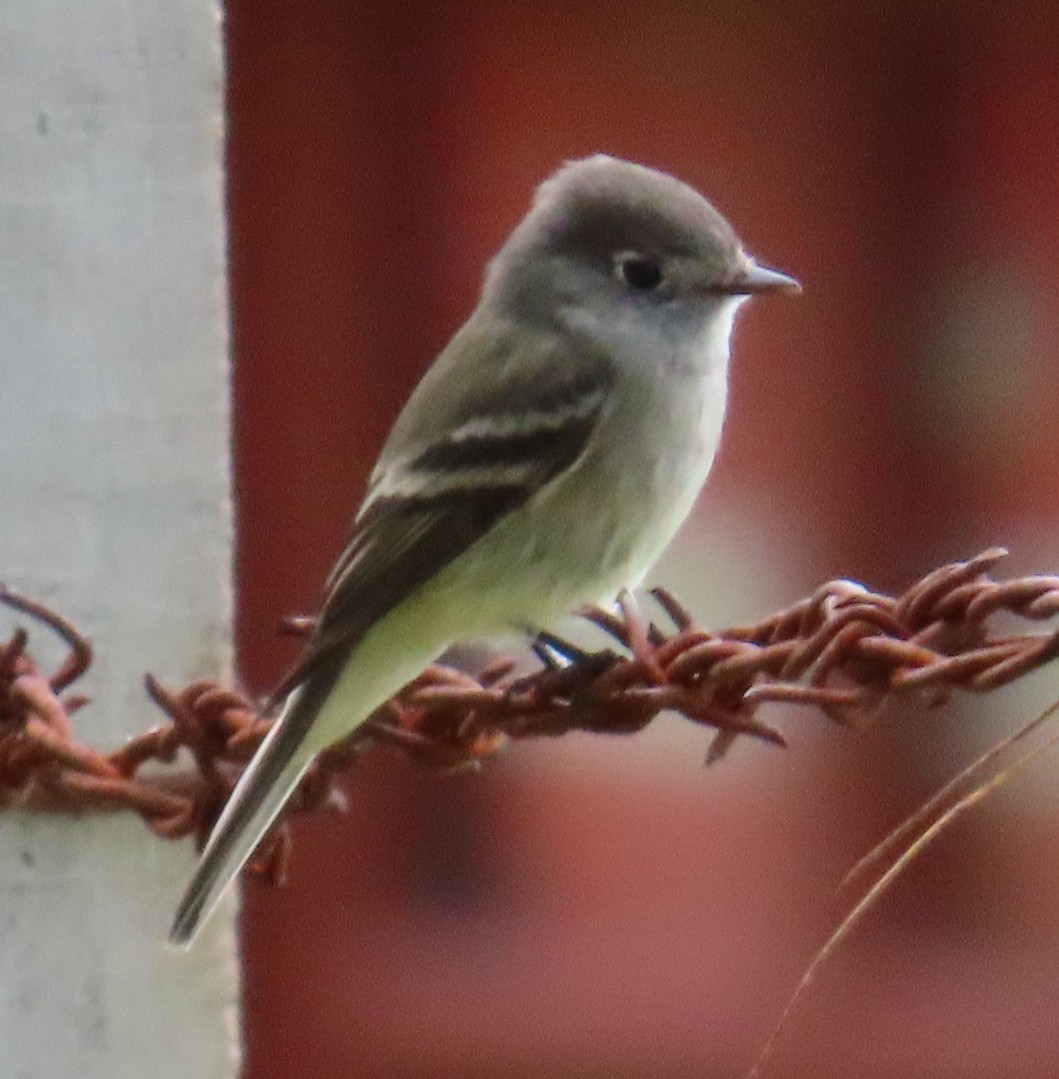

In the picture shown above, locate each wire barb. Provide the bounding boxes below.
[1,549,1058,883]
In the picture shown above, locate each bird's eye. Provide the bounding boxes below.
[615,253,663,291]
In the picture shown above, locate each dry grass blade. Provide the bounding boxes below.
[746,697,1059,1079]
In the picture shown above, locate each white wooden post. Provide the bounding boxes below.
[0,3,237,1076]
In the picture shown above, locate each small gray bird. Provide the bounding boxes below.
[170,154,798,944]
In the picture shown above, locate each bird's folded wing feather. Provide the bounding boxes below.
[269,324,614,706]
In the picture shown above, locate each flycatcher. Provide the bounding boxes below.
[171,154,799,944]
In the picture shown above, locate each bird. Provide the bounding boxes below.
[170,153,799,944]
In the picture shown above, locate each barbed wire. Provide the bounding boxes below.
[1,547,1058,883]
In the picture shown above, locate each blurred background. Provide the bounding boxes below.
[227,2,1059,1076]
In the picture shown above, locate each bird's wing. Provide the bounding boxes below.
[269,325,614,705]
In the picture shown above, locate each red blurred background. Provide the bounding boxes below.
[227,2,1059,1076]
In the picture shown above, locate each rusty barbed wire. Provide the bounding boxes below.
[1,547,1058,883]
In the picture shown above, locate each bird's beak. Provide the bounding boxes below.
[713,260,801,296]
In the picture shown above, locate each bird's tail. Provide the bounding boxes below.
[168,684,323,947]
[169,593,455,946]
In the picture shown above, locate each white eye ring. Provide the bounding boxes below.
[614,251,664,291]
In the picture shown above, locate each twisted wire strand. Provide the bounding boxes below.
[2,547,1057,883]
